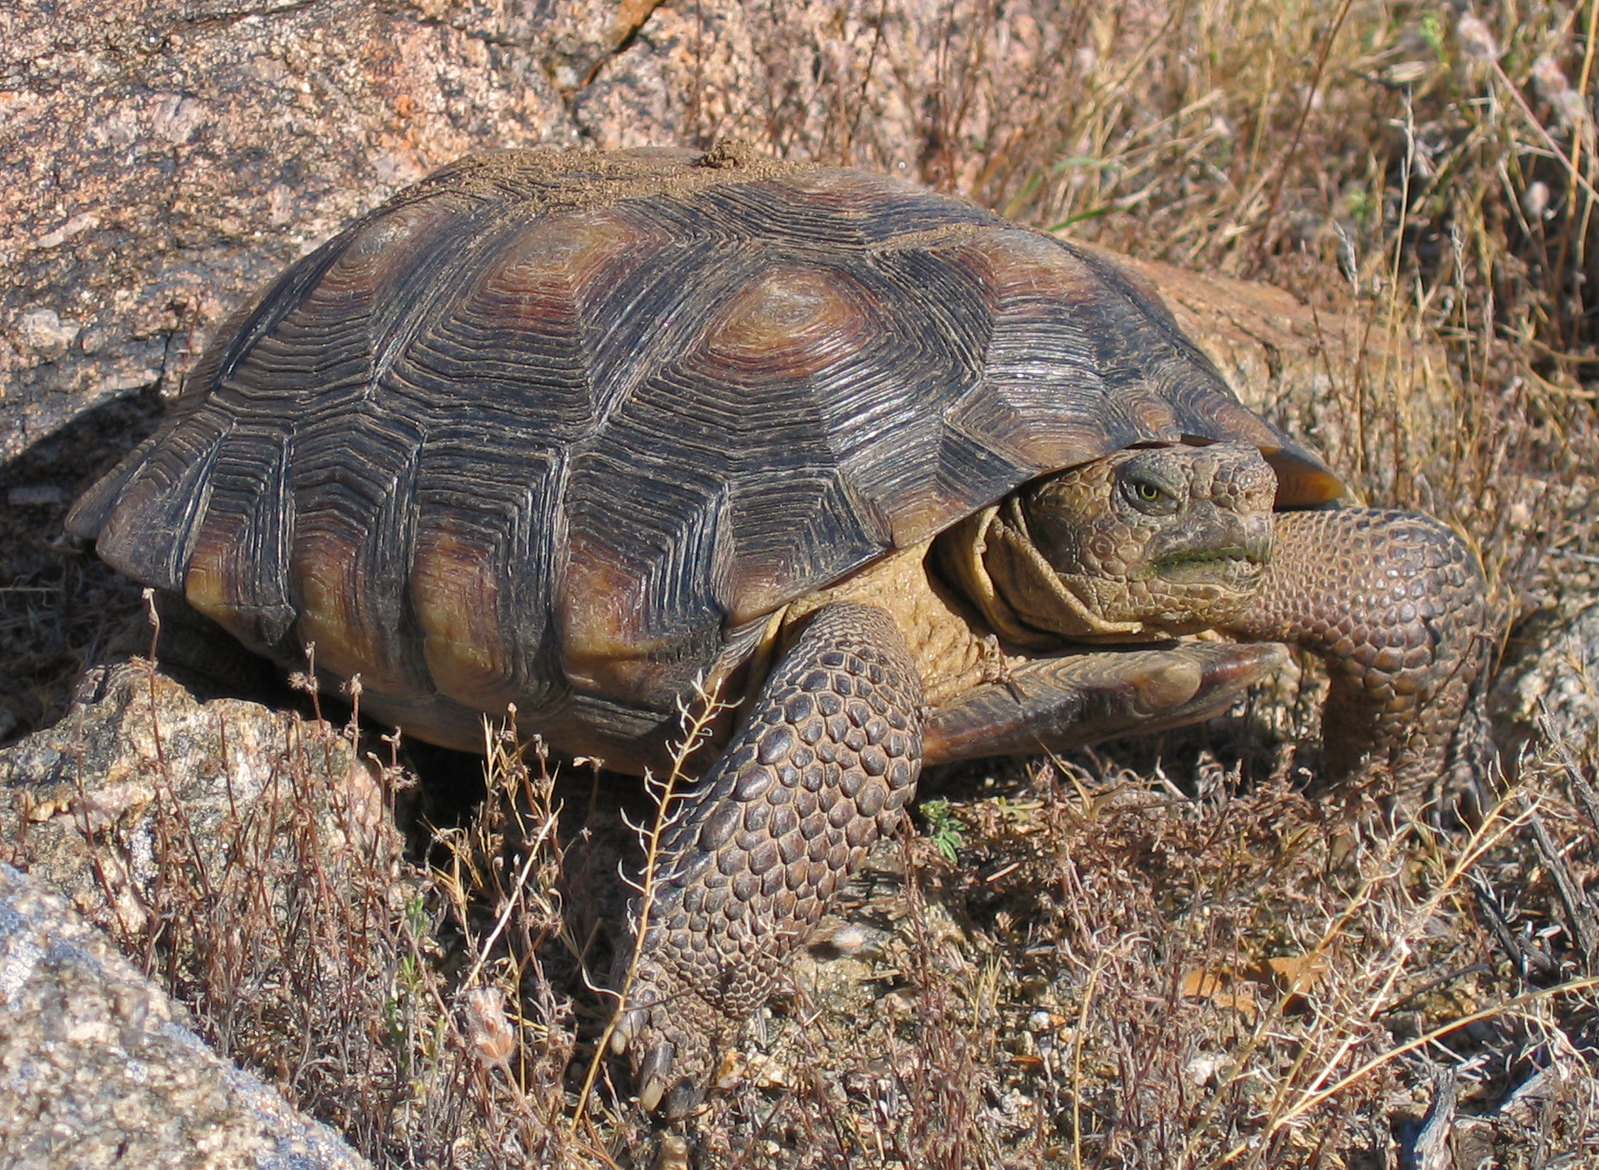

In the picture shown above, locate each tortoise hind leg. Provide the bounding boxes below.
[611,600,924,1118]
[923,641,1289,762]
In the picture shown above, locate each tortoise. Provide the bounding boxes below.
[67,146,1489,1117]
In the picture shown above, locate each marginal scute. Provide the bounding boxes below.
[292,528,401,692]
[183,529,246,639]
[410,526,511,709]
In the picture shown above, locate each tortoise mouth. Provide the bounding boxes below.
[1153,547,1267,588]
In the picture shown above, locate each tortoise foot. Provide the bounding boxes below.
[1234,507,1491,796]
[609,970,729,1117]
[924,640,1290,761]
[612,601,924,1115]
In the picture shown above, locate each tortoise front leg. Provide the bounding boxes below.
[612,600,924,1118]
[1228,508,1491,797]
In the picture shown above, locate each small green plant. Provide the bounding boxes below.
[920,797,965,863]
[1418,9,1446,57]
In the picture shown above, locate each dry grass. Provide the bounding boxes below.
[92,706,1599,1167]
[31,0,1599,1167]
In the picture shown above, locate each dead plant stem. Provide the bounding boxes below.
[571,675,729,1129]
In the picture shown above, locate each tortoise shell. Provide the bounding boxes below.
[69,147,1339,759]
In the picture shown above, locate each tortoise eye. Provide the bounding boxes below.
[1122,475,1179,514]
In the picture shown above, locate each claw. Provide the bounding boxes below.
[639,1076,665,1114]
[636,1040,675,1113]
[610,1004,646,1054]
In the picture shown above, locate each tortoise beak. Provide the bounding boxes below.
[1149,506,1272,587]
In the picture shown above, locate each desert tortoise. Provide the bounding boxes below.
[68,146,1488,1116]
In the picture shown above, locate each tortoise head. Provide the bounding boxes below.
[940,442,1278,645]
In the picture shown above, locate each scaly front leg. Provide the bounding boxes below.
[1229,508,1491,798]
[612,601,924,1118]
[613,603,1297,1115]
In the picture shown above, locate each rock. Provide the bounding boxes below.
[1,0,582,467]
[0,660,387,938]
[1492,596,1599,755]
[0,860,370,1170]
[15,308,81,362]
[0,660,424,1163]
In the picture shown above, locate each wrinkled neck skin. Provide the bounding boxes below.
[942,443,1277,647]
[936,502,1147,647]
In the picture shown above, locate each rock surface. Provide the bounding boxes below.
[1,0,580,464]
[0,660,384,935]
[0,660,419,1165]
[1492,594,1599,755]
[0,859,370,1169]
